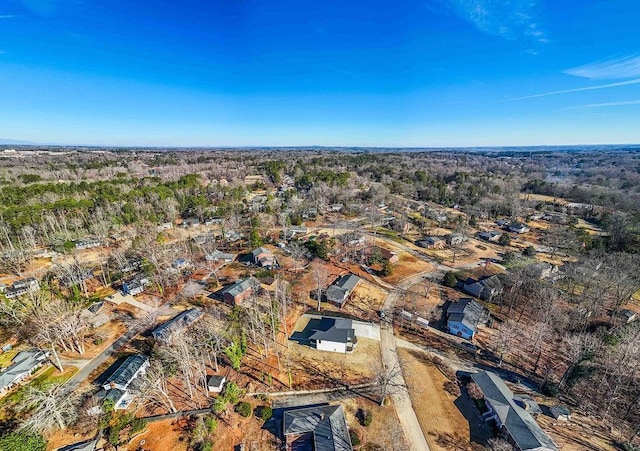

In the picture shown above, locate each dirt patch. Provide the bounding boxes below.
[536,410,617,451]
[382,252,433,284]
[341,280,388,320]
[398,347,481,451]
[286,337,382,390]
[341,397,408,450]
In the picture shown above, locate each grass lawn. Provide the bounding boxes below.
[0,365,78,413]
[0,350,18,367]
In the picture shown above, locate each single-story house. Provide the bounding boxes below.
[362,246,398,264]
[3,277,40,299]
[307,317,357,354]
[283,404,352,451]
[496,219,511,227]
[477,231,502,243]
[415,236,445,249]
[205,250,237,263]
[182,217,201,227]
[446,298,489,340]
[508,223,530,234]
[219,277,261,306]
[340,232,366,247]
[550,406,571,421]
[329,204,344,212]
[446,233,467,246]
[157,222,173,231]
[74,238,102,250]
[250,247,277,269]
[471,370,558,451]
[206,375,226,393]
[80,302,110,329]
[121,273,151,296]
[462,275,503,302]
[302,208,318,219]
[0,349,50,393]
[102,354,149,392]
[152,308,204,342]
[325,274,361,308]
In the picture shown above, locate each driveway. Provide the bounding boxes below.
[65,304,175,390]
[380,272,434,451]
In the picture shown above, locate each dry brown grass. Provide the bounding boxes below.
[399,347,473,451]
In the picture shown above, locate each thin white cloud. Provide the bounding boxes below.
[564,55,640,80]
[510,78,640,101]
[443,0,547,44]
[578,99,640,108]
[0,15,16,19]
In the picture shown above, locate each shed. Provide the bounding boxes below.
[550,405,571,421]
[206,375,226,393]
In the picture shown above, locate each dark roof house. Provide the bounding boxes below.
[471,370,558,451]
[152,308,203,342]
[102,354,149,391]
[283,404,352,451]
[307,317,357,353]
[325,274,361,307]
[462,275,503,302]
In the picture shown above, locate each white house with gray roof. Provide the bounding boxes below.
[308,317,357,354]
[471,370,558,451]
[0,349,50,393]
[100,354,149,410]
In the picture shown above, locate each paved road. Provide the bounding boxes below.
[381,272,434,451]
[65,305,174,390]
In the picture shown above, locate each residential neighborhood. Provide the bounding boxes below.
[0,148,638,451]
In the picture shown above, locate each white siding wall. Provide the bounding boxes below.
[316,340,347,354]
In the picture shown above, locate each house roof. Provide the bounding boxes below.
[103,354,148,388]
[466,275,503,293]
[326,274,361,305]
[334,274,360,291]
[207,375,226,387]
[250,247,272,258]
[152,308,203,341]
[308,317,355,344]
[471,371,558,451]
[447,298,488,331]
[220,277,260,298]
[57,437,99,451]
[0,349,48,391]
[283,404,352,451]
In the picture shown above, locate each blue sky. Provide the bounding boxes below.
[0,0,639,146]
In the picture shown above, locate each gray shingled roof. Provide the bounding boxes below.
[103,354,148,389]
[471,371,558,451]
[283,404,352,451]
[447,298,488,331]
[0,349,48,391]
[152,308,203,341]
[220,277,260,298]
[326,274,360,305]
[308,318,355,345]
